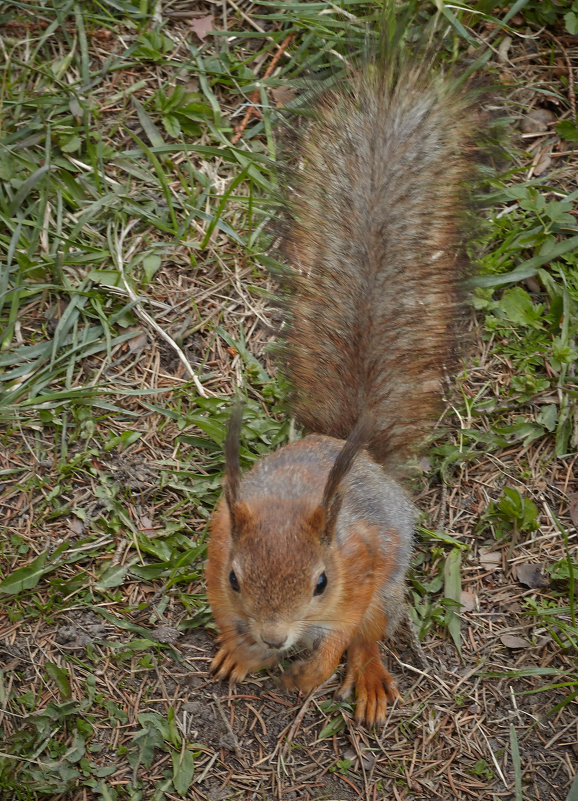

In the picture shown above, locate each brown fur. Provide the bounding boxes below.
[206,56,477,726]
[207,435,415,726]
[282,64,474,467]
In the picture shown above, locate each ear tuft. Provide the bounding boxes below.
[322,412,372,509]
[223,404,249,541]
[224,404,244,508]
[321,412,373,537]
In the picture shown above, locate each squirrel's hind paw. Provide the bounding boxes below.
[337,641,399,727]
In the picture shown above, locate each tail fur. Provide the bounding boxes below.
[281,52,477,468]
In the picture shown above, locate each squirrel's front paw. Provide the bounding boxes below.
[211,641,276,683]
[210,646,250,683]
[352,662,398,727]
[337,641,398,727]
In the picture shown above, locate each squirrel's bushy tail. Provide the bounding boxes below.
[282,55,477,467]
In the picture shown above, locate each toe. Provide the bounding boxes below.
[354,692,367,724]
[336,671,355,702]
[354,664,398,726]
[210,648,228,678]
[383,674,399,704]
[211,648,246,682]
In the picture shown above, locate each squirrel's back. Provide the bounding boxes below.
[282,59,476,466]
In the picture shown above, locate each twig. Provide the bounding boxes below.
[546,31,576,119]
[479,723,507,786]
[225,0,267,35]
[404,609,432,671]
[212,693,244,760]
[232,33,294,145]
[112,222,208,398]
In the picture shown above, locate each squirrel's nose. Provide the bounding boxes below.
[262,635,287,650]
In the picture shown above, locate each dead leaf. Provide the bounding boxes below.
[480,551,501,569]
[523,275,542,294]
[127,332,147,352]
[460,591,476,612]
[503,600,522,614]
[500,634,530,649]
[515,563,549,589]
[272,86,297,108]
[497,35,512,63]
[68,517,85,535]
[532,148,552,176]
[190,15,213,40]
[359,751,375,771]
[535,635,552,648]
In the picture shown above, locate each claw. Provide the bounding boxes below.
[210,647,249,683]
[338,640,398,727]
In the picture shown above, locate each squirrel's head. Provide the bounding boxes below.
[222,496,340,654]
[216,407,371,656]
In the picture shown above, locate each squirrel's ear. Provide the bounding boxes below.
[224,404,246,539]
[307,499,340,544]
[227,499,253,540]
[307,505,326,539]
[224,404,243,503]
[320,413,372,538]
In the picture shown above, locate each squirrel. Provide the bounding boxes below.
[205,37,477,727]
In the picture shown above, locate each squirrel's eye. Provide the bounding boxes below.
[229,570,240,593]
[314,571,327,596]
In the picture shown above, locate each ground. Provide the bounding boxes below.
[0,2,577,800]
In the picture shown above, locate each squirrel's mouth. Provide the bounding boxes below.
[257,634,292,653]
[254,621,327,657]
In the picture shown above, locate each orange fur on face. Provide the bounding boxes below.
[206,435,414,726]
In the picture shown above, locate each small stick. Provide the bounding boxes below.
[212,692,244,760]
[113,222,208,398]
[546,31,576,120]
[232,34,294,145]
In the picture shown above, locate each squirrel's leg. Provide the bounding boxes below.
[282,629,351,695]
[337,583,405,726]
[337,636,398,726]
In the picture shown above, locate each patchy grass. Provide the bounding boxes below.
[0,1,576,799]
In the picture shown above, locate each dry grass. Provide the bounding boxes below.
[0,2,576,800]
